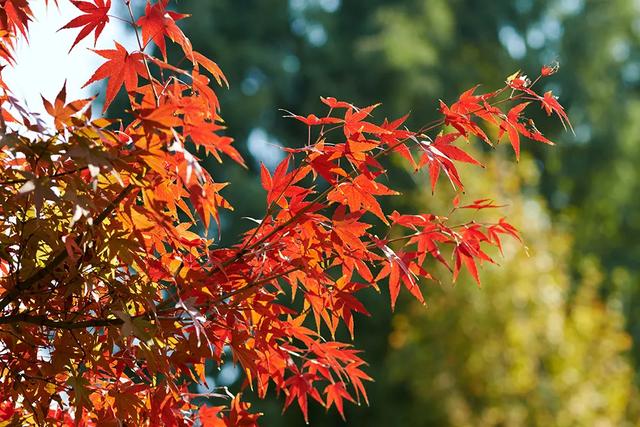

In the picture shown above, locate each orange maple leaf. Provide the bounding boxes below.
[41,81,92,129]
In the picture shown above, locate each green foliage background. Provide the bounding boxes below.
[153,0,640,424]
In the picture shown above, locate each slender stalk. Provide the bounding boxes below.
[0,167,89,187]
[0,313,124,329]
[125,0,160,105]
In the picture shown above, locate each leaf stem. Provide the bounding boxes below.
[125,0,160,106]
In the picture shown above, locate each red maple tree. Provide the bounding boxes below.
[0,1,568,425]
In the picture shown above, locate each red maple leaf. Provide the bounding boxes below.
[320,96,353,109]
[283,372,322,423]
[198,405,225,427]
[284,112,342,126]
[541,90,572,132]
[502,102,529,160]
[59,0,111,52]
[137,0,191,59]
[342,104,389,137]
[83,42,147,111]
[324,382,355,420]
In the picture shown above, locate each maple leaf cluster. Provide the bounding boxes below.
[0,1,569,425]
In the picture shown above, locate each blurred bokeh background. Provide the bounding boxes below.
[14,0,634,424]
[162,0,640,425]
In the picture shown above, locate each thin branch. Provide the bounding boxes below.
[0,264,302,330]
[0,313,124,329]
[125,0,160,105]
[0,166,89,187]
